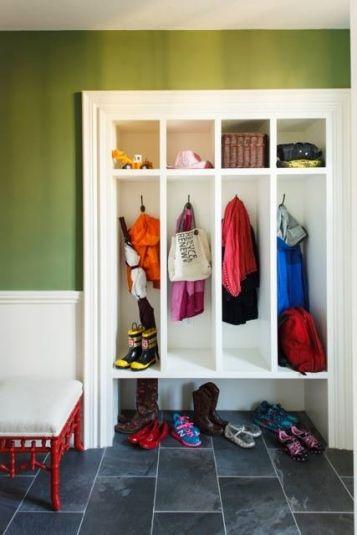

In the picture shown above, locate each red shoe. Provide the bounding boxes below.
[128,421,158,445]
[139,422,169,450]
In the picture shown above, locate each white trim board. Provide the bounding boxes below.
[82,89,351,448]
[0,291,82,305]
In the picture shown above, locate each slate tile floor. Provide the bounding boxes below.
[0,412,354,535]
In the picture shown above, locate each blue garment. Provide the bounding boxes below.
[277,237,308,316]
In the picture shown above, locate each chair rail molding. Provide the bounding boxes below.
[0,291,82,305]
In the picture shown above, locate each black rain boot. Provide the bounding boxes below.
[131,328,159,371]
[114,323,144,369]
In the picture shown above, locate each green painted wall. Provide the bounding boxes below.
[0,30,350,290]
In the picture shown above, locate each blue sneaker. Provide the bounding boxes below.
[171,413,202,447]
[257,401,298,423]
[253,402,297,431]
[272,403,298,424]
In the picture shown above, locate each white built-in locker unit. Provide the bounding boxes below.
[82,90,351,449]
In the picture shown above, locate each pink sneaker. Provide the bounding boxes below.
[276,429,308,461]
[171,413,202,447]
[290,426,325,454]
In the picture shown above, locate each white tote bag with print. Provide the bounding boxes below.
[168,228,212,282]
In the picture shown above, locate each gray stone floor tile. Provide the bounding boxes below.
[295,512,354,534]
[6,512,82,535]
[99,433,158,477]
[261,429,279,449]
[155,449,221,512]
[220,477,298,535]
[0,453,48,478]
[213,434,275,477]
[80,477,155,535]
[153,512,225,534]
[20,449,103,512]
[326,449,354,477]
[0,412,353,535]
[342,477,354,497]
[219,410,253,425]
[0,478,33,534]
[271,449,354,512]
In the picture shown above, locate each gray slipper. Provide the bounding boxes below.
[224,423,255,448]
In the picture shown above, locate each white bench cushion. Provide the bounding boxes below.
[0,378,83,437]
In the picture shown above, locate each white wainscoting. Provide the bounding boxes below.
[0,291,83,380]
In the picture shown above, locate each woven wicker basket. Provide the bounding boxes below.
[222,133,268,168]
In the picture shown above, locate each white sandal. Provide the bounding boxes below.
[224,423,256,448]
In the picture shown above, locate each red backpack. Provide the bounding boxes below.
[278,307,326,374]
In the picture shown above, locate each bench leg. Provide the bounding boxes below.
[50,438,61,511]
[74,402,84,452]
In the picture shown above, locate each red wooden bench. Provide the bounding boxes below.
[0,378,84,511]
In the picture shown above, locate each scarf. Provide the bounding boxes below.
[222,196,257,297]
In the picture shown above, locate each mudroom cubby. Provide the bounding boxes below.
[276,118,326,166]
[221,174,272,374]
[166,120,215,168]
[277,173,327,351]
[83,90,350,448]
[114,176,162,375]
[113,120,160,169]
[221,119,270,168]
[166,175,216,375]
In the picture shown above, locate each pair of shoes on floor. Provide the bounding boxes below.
[224,423,262,448]
[171,413,202,447]
[192,382,228,436]
[276,426,325,461]
[115,323,159,371]
[252,400,298,431]
[128,420,169,449]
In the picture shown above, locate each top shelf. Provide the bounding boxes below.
[112,117,327,173]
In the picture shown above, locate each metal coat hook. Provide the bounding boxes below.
[140,195,145,212]
[281,193,286,206]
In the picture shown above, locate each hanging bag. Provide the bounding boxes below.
[278,307,326,374]
[168,204,211,282]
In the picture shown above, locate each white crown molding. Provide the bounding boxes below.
[0,291,82,305]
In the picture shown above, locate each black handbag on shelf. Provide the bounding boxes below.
[277,142,322,162]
